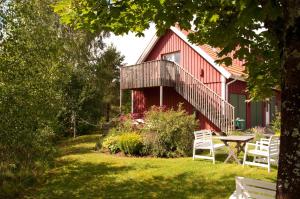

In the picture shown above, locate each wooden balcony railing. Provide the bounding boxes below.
[120,60,235,133]
[120,60,176,89]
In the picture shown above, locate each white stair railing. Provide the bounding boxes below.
[160,60,235,133]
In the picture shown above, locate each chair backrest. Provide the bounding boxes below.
[268,136,280,156]
[235,176,276,199]
[194,130,212,141]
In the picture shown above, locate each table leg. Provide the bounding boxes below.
[236,141,246,156]
[223,141,241,164]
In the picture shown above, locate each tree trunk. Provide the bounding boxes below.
[276,1,300,198]
[71,111,77,138]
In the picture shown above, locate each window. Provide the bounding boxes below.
[162,51,180,65]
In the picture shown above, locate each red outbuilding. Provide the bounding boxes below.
[120,26,280,133]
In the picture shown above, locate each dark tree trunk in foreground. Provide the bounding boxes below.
[276,1,300,198]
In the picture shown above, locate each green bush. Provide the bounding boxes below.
[245,126,266,141]
[271,113,281,135]
[142,105,198,157]
[140,131,157,156]
[118,133,143,155]
[102,135,120,154]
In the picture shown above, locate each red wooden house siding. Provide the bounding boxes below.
[133,87,220,131]
[145,30,222,95]
[130,27,279,131]
[133,29,222,131]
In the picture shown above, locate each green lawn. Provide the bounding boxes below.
[26,135,277,199]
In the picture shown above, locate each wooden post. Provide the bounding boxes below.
[160,86,163,107]
[119,67,122,113]
[131,90,134,113]
[119,88,122,113]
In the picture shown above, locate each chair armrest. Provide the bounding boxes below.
[245,143,258,151]
[245,143,257,147]
[260,138,270,142]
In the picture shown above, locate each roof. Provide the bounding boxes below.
[136,26,246,80]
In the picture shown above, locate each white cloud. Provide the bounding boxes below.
[104,24,156,65]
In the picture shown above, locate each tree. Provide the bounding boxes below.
[54,0,300,198]
[0,0,123,197]
[0,0,69,197]
[60,44,124,137]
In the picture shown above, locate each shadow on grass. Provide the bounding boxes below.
[58,135,102,156]
[27,136,275,199]
[59,135,101,147]
[32,159,236,199]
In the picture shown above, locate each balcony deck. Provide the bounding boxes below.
[120,60,176,90]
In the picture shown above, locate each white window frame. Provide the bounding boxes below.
[161,51,180,65]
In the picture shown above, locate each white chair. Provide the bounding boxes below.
[243,136,280,172]
[192,130,225,164]
[229,176,276,199]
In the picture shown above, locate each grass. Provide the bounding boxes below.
[25,134,277,199]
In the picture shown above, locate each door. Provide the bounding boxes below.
[251,101,263,127]
[229,94,246,121]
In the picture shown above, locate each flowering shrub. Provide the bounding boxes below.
[102,105,198,157]
[102,135,120,154]
[118,133,143,155]
[142,105,198,157]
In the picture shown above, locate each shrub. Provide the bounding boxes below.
[140,131,157,156]
[102,135,120,154]
[95,135,104,151]
[142,105,198,157]
[118,133,143,155]
[228,130,245,136]
[118,114,140,133]
[245,126,266,141]
[271,113,281,135]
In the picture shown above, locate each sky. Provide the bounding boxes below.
[104,24,156,65]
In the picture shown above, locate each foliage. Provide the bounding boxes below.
[58,43,124,137]
[228,130,246,136]
[142,105,198,157]
[118,133,143,155]
[271,113,281,136]
[140,131,157,156]
[102,134,121,154]
[245,127,267,142]
[0,128,57,198]
[0,1,67,197]
[0,0,123,197]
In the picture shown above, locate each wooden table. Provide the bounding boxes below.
[219,135,254,164]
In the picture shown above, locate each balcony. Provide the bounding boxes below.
[120,60,176,90]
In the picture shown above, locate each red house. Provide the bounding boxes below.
[120,26,280,133]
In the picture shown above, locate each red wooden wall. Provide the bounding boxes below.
[133,87,220,132]
[145,30,222,95]
[131,28,279,130]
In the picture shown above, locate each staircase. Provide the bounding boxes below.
[120,60,235,133]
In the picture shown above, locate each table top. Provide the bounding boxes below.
[219,135,254,142]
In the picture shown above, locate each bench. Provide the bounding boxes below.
[229,176,276,199]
